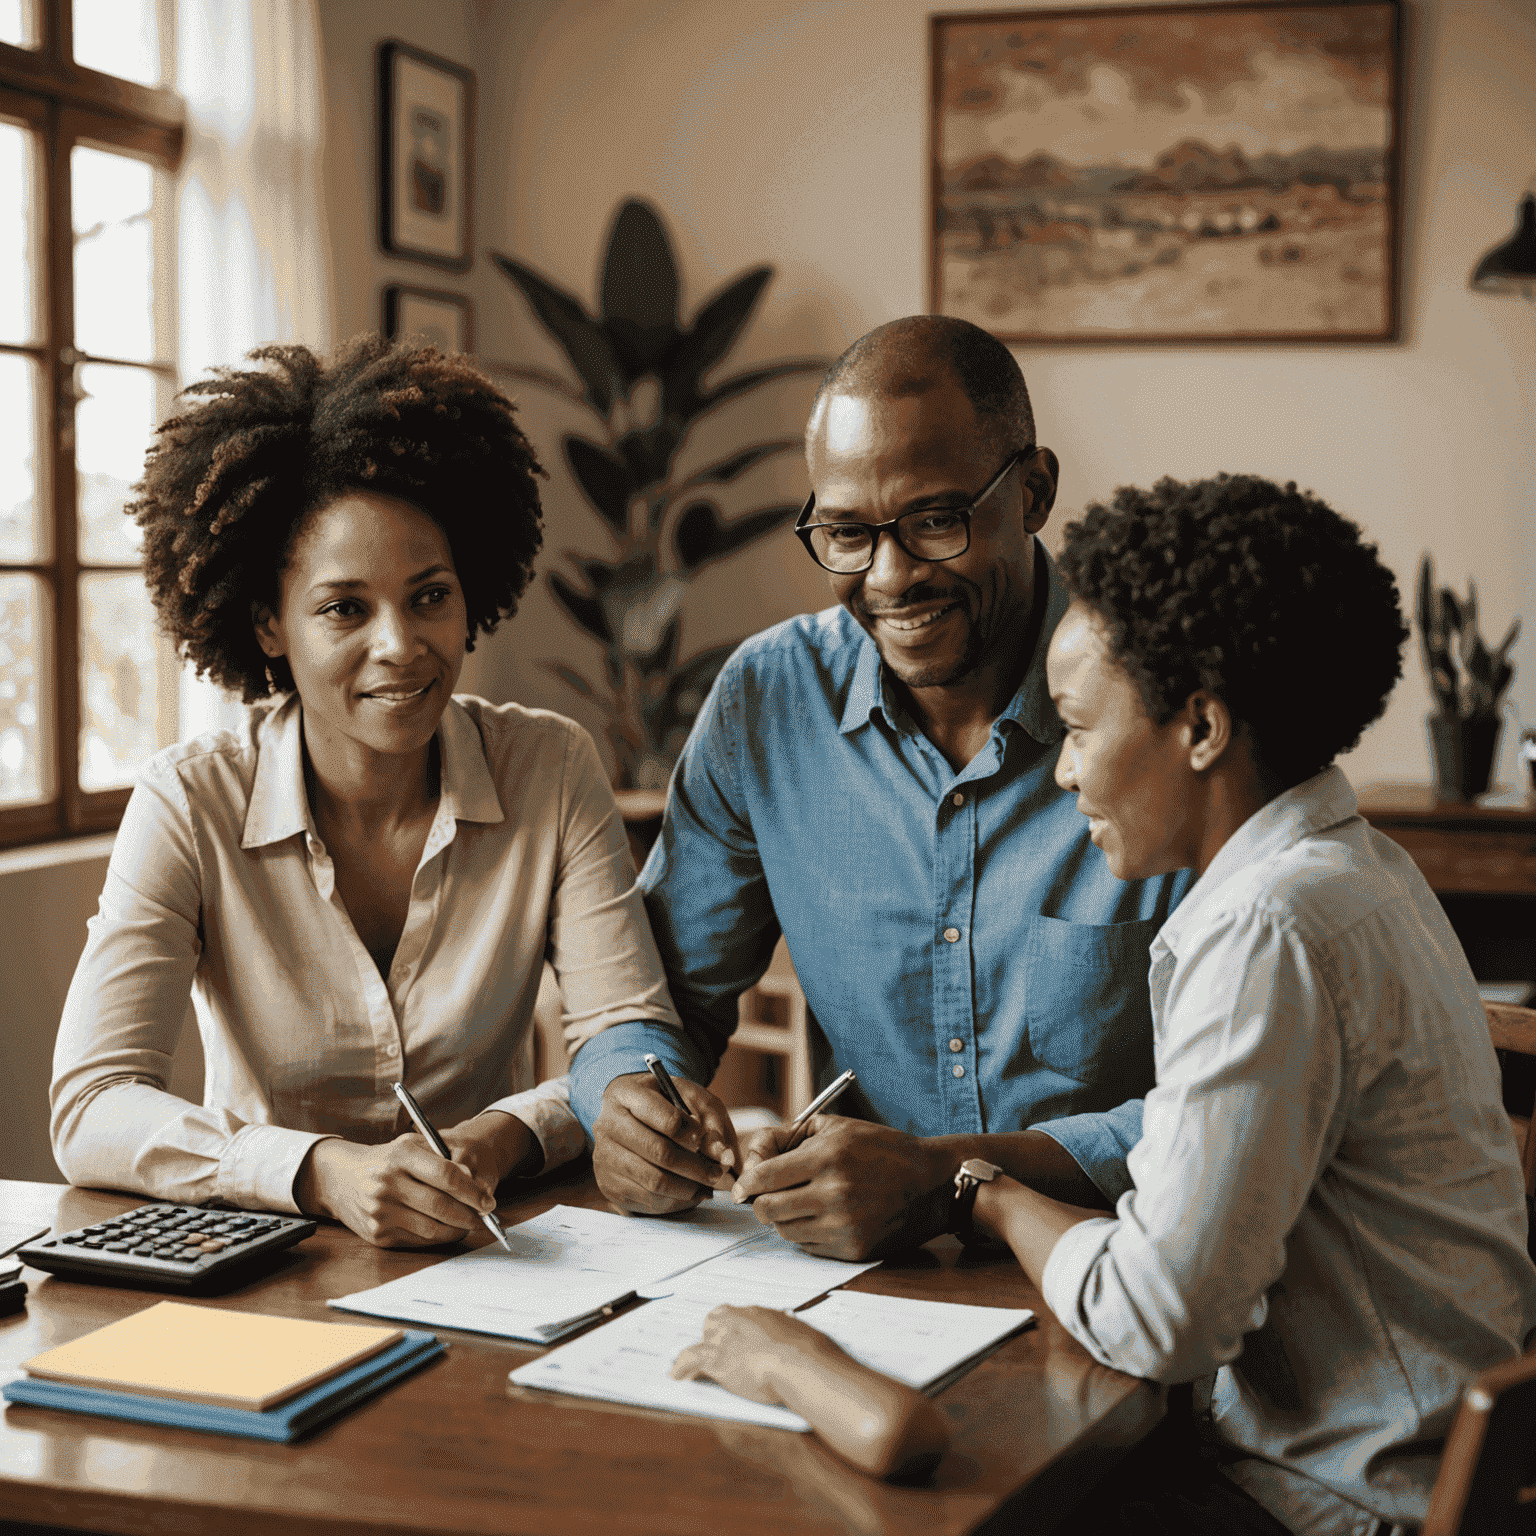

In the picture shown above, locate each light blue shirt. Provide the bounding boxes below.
[1042,767,1536,1535]
[568,547,1190,1195]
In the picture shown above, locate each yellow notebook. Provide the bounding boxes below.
[22,1301,404,1410]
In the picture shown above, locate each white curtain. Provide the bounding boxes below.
[174,0,333,739]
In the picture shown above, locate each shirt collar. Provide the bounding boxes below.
[837,539,1071,746]
[241,693,504,850]
[1155,765,1359,953]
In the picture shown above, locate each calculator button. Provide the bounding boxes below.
[60,1233,82,1243]
[173,1248,203,1262]
[131,1245,156,1256]
[104,1242,130,1252]
[81,1239,106,1249]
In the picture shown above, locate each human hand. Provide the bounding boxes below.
[438,1109,541,1187]
[591,1072,740,1215]
[294,1122,512,1248]
[730,1116,951,1260]
[674,1304,951,1481]
[671,1304,837,1405]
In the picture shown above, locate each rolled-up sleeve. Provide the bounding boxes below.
[1041,911,1345,1383]
[553,724,700,1137]
[1032,1098,1145,1204]
[50,762,334,1211]
[568,659,778,1133]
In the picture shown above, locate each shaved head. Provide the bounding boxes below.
[808,316,1036,454]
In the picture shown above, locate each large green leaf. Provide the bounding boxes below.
[683,440,801,487]
[699,360,827,412]
[616,424,681,493]
[490,252,621,415]
[664,266,772,409]
[634,618,681,679]
[548,571,614,644]
[600,201,682,383]
[674,500,801,572]
[542,661,600,701]
[564,436,633,534]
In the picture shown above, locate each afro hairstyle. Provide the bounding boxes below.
[1057,473,1407,787]
[131,335,545,701]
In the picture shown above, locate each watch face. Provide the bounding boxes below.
[959,1158,1002,1182]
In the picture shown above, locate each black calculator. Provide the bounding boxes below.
[17,1205,317,1290]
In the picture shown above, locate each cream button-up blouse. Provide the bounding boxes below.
[50,692,684,1212]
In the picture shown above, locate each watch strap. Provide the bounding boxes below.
[948,1172,982,1244]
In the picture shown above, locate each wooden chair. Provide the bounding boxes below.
[1420,1345,1536,1535]
[1486,1002,1536,1206]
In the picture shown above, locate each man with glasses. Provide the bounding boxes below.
[569,315,1190,1258]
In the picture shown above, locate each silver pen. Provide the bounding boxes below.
[391,1081,512,1252]
[782,1068,858,1152]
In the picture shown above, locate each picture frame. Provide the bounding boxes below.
[382,286,473,354]
[378,40,474,271]
[929,2,1402,343]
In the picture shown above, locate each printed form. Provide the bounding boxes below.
[327,1196,875,1343]
[509,1285,1034,1428]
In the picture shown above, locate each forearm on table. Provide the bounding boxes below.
[971,1176,1107,1289]
[764,1338,950,1480]
[921,1129,1115,1209]
[55,1079,326,1213]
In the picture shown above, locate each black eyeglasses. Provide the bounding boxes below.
[794,449,1029,574]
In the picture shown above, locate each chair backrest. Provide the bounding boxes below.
[1485,1002,1536,1202]
[1421,1346,1536,1536]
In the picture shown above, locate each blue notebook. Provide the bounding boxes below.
[3,1329,442,1442]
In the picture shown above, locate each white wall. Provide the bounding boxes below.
[466,0,1536,794]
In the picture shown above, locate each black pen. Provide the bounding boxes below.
[391,1081,512,1251]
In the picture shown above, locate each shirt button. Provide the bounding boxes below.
[384,1043,399,1057]
[951,792,964,807]
[943,927,961,943]
[952,1064,965,1078]
[948,1038,964,1053]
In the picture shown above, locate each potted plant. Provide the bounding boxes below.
[488,200,828,792]
[1416,554,1520,801]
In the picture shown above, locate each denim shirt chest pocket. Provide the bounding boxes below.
[1021,914,1159,1107]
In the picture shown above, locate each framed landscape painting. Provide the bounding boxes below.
[930,2,1401,342]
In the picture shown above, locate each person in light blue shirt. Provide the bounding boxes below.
[569,316,1190,1254]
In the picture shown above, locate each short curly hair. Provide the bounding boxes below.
[131,336,545,701]
[1057,474,1407,787]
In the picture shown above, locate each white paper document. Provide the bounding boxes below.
[510,1285,826,1431]
[509,1285,1035,1428]
[328,1201,767,1343]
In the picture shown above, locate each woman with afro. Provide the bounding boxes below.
[674,474,1536,1531]
[50,337,734,1246]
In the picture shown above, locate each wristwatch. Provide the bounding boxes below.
[948,1158,1002,1245]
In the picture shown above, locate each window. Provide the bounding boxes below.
[0,0,183,847]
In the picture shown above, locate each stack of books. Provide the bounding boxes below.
[3,1300,442,1442]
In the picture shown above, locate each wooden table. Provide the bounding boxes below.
[0,1164,1161,1536]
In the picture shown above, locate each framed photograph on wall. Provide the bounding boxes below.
[382,286,473,353]
[379,40,474,270]
[930,2,1402,343]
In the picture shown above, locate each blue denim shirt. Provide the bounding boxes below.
[569,547,1192,1198]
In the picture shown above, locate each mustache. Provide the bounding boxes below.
[855,583,971,618]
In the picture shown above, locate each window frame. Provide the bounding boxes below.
[0,0,184,849]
